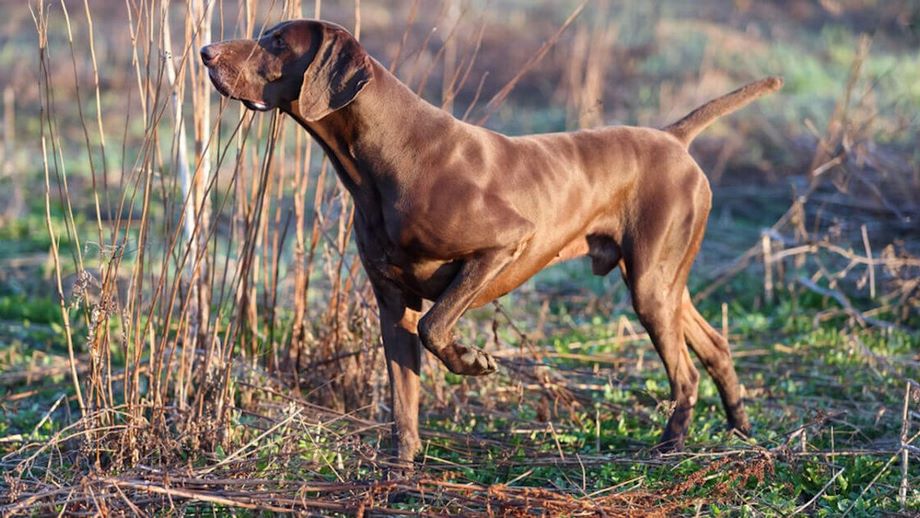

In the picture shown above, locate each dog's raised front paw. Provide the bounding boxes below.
[445,342,497,376]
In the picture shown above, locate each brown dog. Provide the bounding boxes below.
[201,19,781,463]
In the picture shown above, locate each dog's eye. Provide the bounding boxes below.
[273,33,287,50]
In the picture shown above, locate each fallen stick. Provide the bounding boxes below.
[795,276,896,329]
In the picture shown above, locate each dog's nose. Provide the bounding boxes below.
[200,45,220,66]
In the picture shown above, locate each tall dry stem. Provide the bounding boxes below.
[188,0,216,358]
[33,0,87,418]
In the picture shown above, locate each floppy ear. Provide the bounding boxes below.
[298,24,373,121]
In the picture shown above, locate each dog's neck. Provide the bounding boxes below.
[284,59,462,212]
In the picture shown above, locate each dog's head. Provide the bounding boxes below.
[200,19,372,121]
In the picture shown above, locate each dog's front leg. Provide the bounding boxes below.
[418,223,534,376]
[369,276,424,466]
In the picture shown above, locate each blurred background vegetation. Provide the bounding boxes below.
[0,0,918,514]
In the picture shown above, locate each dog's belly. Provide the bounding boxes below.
[469,222,624,306]
[547,237,592,267]
[376,214,620,307]
[379,239,587,306]
[468,234,600,307]
[374,216,593,306]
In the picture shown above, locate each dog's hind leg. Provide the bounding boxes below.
[618,166,714,451]
[681,289,750,435]
[624,264,700,452]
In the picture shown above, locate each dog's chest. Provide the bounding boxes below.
[355,218,458,300]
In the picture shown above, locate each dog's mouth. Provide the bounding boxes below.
[242,99,270,111]
[206,67,272,112]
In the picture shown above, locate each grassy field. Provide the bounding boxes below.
[1,0,918,515]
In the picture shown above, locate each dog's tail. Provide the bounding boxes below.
[664,76,782,147]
